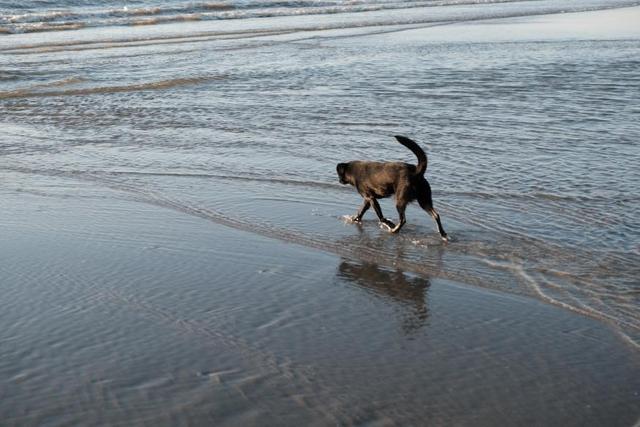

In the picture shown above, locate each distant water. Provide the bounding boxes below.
[1,0,639,351]
[1,0,639,33]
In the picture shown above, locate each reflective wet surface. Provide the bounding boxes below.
[1,189,639,425]
[2,2,640,424]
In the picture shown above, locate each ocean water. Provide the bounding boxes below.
[2,0,640,33]
[1,0,639,358]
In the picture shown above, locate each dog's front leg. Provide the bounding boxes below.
[370,199,395,230]
[389,203,407,233]
[348,199,370,223]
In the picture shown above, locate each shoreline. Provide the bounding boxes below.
[6,164,639,349]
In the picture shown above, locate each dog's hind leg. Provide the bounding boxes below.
[348,199,370,222]
[427,207,448,241]
[417,194,448,241]
[389,203,407,233]
[371,198,396,230]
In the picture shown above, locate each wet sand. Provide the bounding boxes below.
[1,173,639,426]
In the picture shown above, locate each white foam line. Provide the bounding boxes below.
[483,259,640,350]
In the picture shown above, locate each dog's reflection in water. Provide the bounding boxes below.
[337,259,430,335]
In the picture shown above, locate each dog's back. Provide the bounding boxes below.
[345,161,415,199]
[337,136,427,199]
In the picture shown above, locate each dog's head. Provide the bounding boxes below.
[336,163,350,185]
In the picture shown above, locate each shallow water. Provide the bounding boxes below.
[2,0,639,348]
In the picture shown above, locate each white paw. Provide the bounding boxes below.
[342,215,361,223]
[379,222,393,232]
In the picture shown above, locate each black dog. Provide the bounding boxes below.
[336,135,448,241]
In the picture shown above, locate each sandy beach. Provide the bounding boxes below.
[2,2,640,425]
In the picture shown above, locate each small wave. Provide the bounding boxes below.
[104,170,344,190]
[24,76,85,89]
[131,14,203,26]
[0,166,345,191]
[4,10,79,24]
[0,75,225,99]
[1,27,288,54]
[80,169,345,191]
[446,189,640,204]
[0,76,85,98]
[482,259,640,348]
[124,7,164,17]
[8,22,85,33]
[203,2,237,11]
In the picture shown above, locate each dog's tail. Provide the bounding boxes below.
[395,135,427,176]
